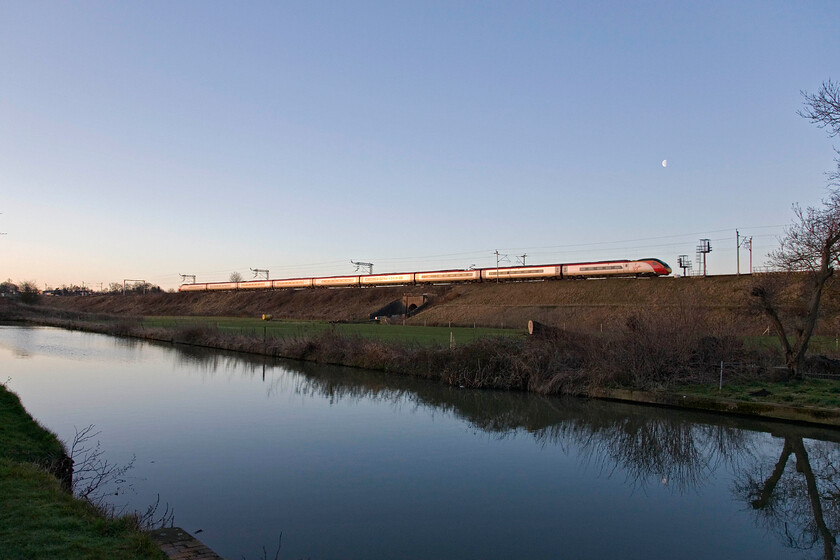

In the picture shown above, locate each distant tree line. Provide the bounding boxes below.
[105,282,162,294]
[0,278,163,301]
[1,279,41,304]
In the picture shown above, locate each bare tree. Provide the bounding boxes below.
[752,81,840,379]
[753,189,840,378]
[799,79,840,139]
[230,271,243,282]
[799,79,840,184]
[18,280,40,304]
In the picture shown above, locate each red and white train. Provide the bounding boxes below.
[179,258,672,292]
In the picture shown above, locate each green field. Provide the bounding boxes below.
[142,316,524,345]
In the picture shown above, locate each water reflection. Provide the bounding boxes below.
[4,327,840,559]
[735,437,840,559]
[277,356,840,558]
[161,340,840,558]
[0,325,146,363]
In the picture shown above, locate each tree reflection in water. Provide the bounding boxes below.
[537,410,753,494]
[735,437,840,559]
[165,343,840,558]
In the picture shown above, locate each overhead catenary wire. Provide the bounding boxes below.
[176,225,788,282]
[40,223,786,289]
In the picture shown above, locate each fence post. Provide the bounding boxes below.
[719,361,724,391]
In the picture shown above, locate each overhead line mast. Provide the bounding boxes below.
[350,260,374,275]
[250,268,269,280]
[493,250,510,282]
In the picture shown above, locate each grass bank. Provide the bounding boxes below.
[676,378,840,408]
[0,383,166,560]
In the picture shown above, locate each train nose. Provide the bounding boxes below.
[656,262,672,275]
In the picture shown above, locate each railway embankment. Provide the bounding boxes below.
[35,273,840,334]
[37,284,448,323]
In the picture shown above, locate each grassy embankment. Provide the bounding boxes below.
[0,383,166,560]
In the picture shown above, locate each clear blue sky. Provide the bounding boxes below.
[2,1,838,290]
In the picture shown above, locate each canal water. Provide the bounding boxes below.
[2,325,839,560]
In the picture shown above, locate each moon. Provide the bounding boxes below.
[661,159,668,168]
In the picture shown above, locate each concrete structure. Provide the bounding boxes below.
[147,527,223,560]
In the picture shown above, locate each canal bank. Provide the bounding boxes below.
[0,382,170,559]
[0,379,225,560]
[590,386,840,427]
[9,300,840,429]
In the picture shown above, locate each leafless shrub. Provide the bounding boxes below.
[524,331,597,394]
[439,337,530,390]
[278,335,318,360]
[70,424,134,506]
[132,494,175,531]
[579,312,759,390]
[173,324,221,345]
[69,424,175,528]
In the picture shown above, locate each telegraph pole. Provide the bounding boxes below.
[736,229,740,276]
[517,253,528,266]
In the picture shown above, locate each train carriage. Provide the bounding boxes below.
[179,283,208,292]
[238,280,273,290]
[273,278,314,289]
[206,282,239,291]
[481,266,562,281]
[414,270,482,284]
[359,273,415,286]
[313,275,361,288]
